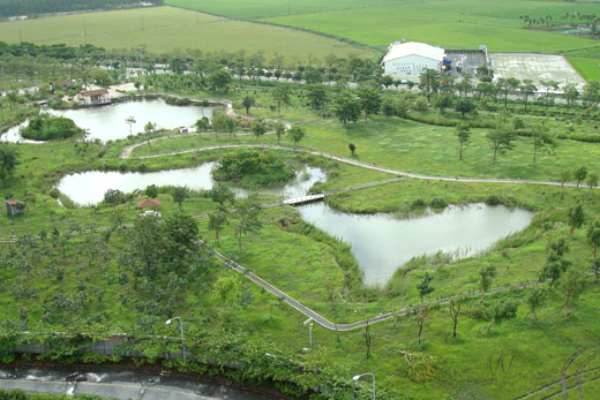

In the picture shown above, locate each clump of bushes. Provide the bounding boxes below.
[20,113,84,140]
[213,151,295,188]
[164,96,191,106]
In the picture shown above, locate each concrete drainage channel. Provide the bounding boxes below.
[0,367,274,400]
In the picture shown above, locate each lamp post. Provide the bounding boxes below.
[166,317,185,363]
[353,373,375,400]
[309,322,313,348]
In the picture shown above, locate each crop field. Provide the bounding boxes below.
[568,57,600,82]
[0,6,376,62]
[168,0,600,53]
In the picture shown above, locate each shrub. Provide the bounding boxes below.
[20,113,84,140]
[430,197,448,209]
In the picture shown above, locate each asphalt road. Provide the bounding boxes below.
[0,367,275,400]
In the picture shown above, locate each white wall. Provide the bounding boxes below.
[384,55,440,75]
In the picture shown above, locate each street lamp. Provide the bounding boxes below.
[165,317,186,363]
[353,372,376,400]
[309,322,314,347]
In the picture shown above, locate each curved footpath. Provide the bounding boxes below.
[121,142,589,190]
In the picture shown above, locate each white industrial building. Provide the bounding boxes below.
[382,42,445,75]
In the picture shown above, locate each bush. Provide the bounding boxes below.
[20,114,84,140]
[430,197,448,209]
[213,151,295,188]
[411,198,428,209]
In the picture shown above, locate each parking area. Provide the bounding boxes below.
[490,53,586,91]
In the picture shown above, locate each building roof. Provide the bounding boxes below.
[382,42,445,64]
[82,89,109,97]
[5,199,24,205]
[136,198,161,209]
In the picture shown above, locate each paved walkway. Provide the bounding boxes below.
[121,143,589,190]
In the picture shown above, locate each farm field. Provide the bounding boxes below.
[0,6,376,62]
[568,57,600,82]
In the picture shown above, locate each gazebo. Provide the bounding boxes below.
[136,199,161,209]
[5,199,25,216]
[136,198,162,217]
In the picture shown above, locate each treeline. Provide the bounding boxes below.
[0,41,105,59]
[0,0,163,18]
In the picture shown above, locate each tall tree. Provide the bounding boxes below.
[251,119,268,143]
[568,204,585,237]
[272,84,291,117]
[274,121,286,145]
[208,205,228,243]
[562,83,579,113]
[455,123,471,161]
[305,84,327,110]
[0,146,20,183]
[334,94,361,125]
[358,87,382,124]
[288,125,305,149]
[560,269,587,316]
[486,125,516,165]
[587,220,600,260]
[540,80,559,112]
[242,95,255,115]
[574,166,588,188]
[531,122,556,166]
[419,69,440,101]
[587,172,598,191]
[230,195,262,255]
[520,79,537,111]
[171,186,190,212]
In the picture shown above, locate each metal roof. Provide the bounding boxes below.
[382,42,445,64]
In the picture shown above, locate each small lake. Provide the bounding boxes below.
[297,202,533,286]
[56,162,326,206]
[48,98,215,142]
[0,99,215,143]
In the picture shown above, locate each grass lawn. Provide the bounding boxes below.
[0,6,376,63]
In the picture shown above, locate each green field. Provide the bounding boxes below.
[167,0,600,53]
[0,6,376,63]
[568,57,600,82]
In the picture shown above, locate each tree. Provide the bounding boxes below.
[479,265,496,300]
[143,121,156,134]
[417,273,434,302]
[305,84,327,109]
[214,276,240,305]
[242,95,255,115]
[448,297,462,338]
[103,189,123,207]
[568,204,585,237]
[486,125,516,165]
[560,269,587,316]
[208,205,228,243]
[520,79,537,111]
[211,114,236,137]
[531,123,556,166]
[587,172,598,191]
[433,93,453,114]
[417,305,429,344]
[587,220,600,260]
[0,146,20,182]
[358,87,382,123]
[272,84,291,117]
[230,195,262,255]
[540,238,571,287]
[334,94,361,125]
[274,122,286,145]
[496,77,520,109]
[145,184,159,199]
[526,287,547,320]
[125,116,136,136]
[455,97,476,117]
[562,83,579,113]
[419,69,440,100]
[288,126,305,149]
[349,143,356,156]
[486,301,519,332]
[171,186,189,212]
[540,80,559,112]
[574,166,588,188]
[251,119,268,143]
[195,116,210,131]
[209,70,232,93]
[560,170,571,199]
[209,183,234,205]
[455,123,471,161]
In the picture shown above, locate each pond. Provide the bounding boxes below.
[0,98,215,143]
[296,202,533,286]
[48,98,215,142]
[56,162,326,206]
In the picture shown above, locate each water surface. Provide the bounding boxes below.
[57,162,325,205]
[297,202,533,285]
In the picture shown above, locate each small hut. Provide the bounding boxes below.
[5,199,25,216]
[136,198,161,217]
[81,89,110,105]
